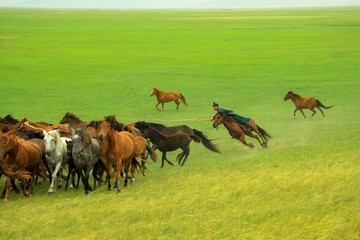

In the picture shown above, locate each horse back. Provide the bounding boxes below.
[115,131,135,159]
[22,139,45,168]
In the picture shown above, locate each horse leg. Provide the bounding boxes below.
[161,152,173,168]
[10,178,19,193]
[236,134,254,148]
[156,102,161,111]
[115,160,122,193]
[299,109,306,119]
[316,106,325,117]
[246,132,264,148]
[180,146,190,166]
[249,121,267,147]
[310,108,317,117]
[84,167,93,192]
[175,100,180,111]
[78,169,88,194]
[161,102,165,111]
[2,177,12,202]
[176,152,185,164]
[49,163,61,193]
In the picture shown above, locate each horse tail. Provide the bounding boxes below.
[256,125,272,141]
[316,99,334,109]
[192,129,221,154]
[0,161,32,180]
[179,93,188,106]
[131,157,144,176]
[146,144,158,162]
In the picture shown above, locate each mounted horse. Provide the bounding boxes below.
[97,116,136,192]
[284,91,334,118]
[0,133,46,201]
[142,126,202,167]
[212,113,271,148]
[43,130,72,193]
[150,87,188,111]
[72,128,102,194]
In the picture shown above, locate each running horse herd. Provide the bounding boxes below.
[0,89,333,201]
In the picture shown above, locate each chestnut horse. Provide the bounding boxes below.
[150,87,187,111]
[0,133,46,201]
[284,91,334,119]
[98,116,136,192]
[212,113,271,148]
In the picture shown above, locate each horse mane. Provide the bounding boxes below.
[104,115,124,131]
[288,91,301,97]
[75,128,92,145]
[135,121,166,130]
[4,114,19,125]
[64,112,81,121]
[221,114,237,124]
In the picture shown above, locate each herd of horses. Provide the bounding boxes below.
[0,89,333,201]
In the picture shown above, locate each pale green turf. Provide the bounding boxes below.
[0,7,359,239]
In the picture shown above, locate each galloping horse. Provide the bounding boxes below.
[59,112,98,139]
[43,130,71,193]
[98,116,136,192]
[142,126,201,167]
[130,121,221,154]
[284,91,334,119]
[14,118,71,137]
[0,133,46,201]
[150,87,188,111]
[72,128,101,194]
[212,113,271,148]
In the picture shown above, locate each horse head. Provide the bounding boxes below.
[44,130,61,156]
[150,88,158,97]
[212,113,224,129]
[0,133,18,158]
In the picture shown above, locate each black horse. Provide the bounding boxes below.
[132,121,221,154]
[142,127,202,167]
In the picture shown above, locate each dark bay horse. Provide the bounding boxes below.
[143,126,202,167]
[0,133,46,201]
[128,121,221,154]
[98,116,136,192]
[212,113,271,148]
[284,91,334,119]
[150,87,188,111]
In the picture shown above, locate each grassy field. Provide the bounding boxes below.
[0,7,359,239]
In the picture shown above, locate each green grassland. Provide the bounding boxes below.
[0,7,359,239]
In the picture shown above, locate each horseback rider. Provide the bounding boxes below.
[211,102,252,132]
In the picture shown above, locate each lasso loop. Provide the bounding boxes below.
[120,85,210,123]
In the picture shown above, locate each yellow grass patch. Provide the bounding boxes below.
[0,35,18,40]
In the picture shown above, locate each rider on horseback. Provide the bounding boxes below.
[211,102,252,132]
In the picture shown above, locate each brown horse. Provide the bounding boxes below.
[59,112,98,139]
[150,87,187,111]
[284,91,334,119]
[14,118,71,137]
[97,116,136,192]
[0,133,46,201]
[212,113,271,148]
[142,126,201,167]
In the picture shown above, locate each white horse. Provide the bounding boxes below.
[43,130,71,193]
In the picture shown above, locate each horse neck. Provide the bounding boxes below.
[288,93,301,103]
[149,129,165,142]
[222,117,240,132]
[6,137,22,162]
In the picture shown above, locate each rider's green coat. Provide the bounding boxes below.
[213,108,251,124]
